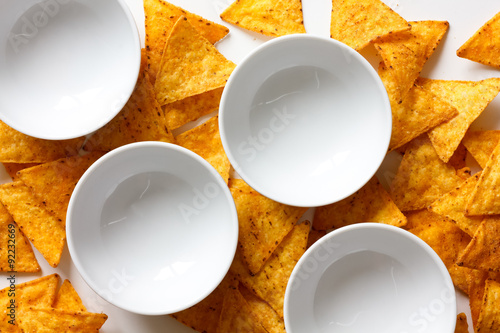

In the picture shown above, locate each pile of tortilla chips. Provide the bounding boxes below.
[2,0,500,331]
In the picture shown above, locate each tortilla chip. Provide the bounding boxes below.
[462,130,500,169]
[175,116,230,183]
[468,269,489,328]
[171,272,239,333]
[457,11,500,69]
[476,279,500,332]
[455,313,469,333]
[429,172,483,237]
[239,284,286,333]
[17,152,104,226]
[0,120,84,163]
[144,0,229,84]
[457,217,500,272]
[307,229,326,249]
[466,140,500,215]
[0,204,39,272]
[378,62,458,151]
[228,178,257,194]
[84,72,174,152]
[2,163,39,181]
[417,77,500,163]
[155,17,236,106]
[330,0,410,50]
[53,280,86,312]
[374,20,449,102]
[217,287,267,333]
[164,87,224,130]
[407,210,472,292]
[0,182,65,267]
[313,176,407,231]
[230,222,310,318]
[220,0,305,37]
[229,180,308,274]
[390,135,463,212]
[17,307,107,332]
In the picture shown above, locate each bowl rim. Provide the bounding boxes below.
[283,222,457,332]
[218,34,392,208]
[66,141,239,315]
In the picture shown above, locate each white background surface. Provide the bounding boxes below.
[2,0,500,331]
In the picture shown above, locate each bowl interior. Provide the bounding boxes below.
[219,35,391,207]
[67,142,238,315]
[0,0,140,139]
[284,224,456,333]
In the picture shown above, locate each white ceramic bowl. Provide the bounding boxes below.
[219,34,391,207]
[67,142,239,315]
[0,0,140,140]
[284,223,456,333]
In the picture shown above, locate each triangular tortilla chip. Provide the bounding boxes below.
[466,141,500,215]
[144,0,229,84]
[330,0,410,50]
[390,135,462,212]
[417,77,500,163]
[457,217,500,272]
[0,182,65,267]
[84,71,174,152]
[462,130,500,169]
[307,229,327,250]
[429,172,483,237]
[475,279,500,332]
[164,87,224,130]
[17,152,104,226]
[2,163,39,181]
[313,176,407,231]
[378,62,458,151]
[467,269,489,328]
[228,178,258,194]
[220,0,305,37]
[53,280,87,312]
[374,20,449,102]
[175,116,230,183]
[455,313,469,333]
[230,222,310,318]
[457,11,500,69]
[17,307,107,332]
[229,180,307,274]
[171,273,239,333]
[0,204,39,272]
[0,120,84,163]
[239,284,286,333]
[155,17,236,106]
[217,288,267,333]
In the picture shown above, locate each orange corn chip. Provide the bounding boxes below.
[229,180,307,275]
[417,77,500,163]
[429,172,483,237]
[462,130,500,169]
[313,176,406,231]
[457,217,500,272]
[220,0,305,37]
[144,0,229,84]
[155,17,236,106]
[228,178,257,194]
[455,313,469,333]
[475,279,500,332]
[0,182,65,267]
[239,284,286,333]
[175,116,230,183]
[0,204,39,272]
[457,11,500,69]
[53,280,87,312]
[374,20,449,102]
[17,307,107,332]
[2,163,39,181]
[85,72,174,152]
[0,120,84,163]
[330,0,410,50]
[307,229,327,250]
[164,87,224,130]
[217,287,267,333]
[378,63,458,151]
[231,222,310,318]
[17,152,104,226]
[390,135,462,212]
[467,269,489,328]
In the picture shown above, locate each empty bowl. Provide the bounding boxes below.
[0,0,141,139]
[67,142,239,315]
[284,223,456,333]
[219,34,392,207]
